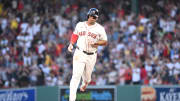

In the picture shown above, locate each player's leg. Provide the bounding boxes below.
[80,65,89,92]
[69,61,85,101]
[80,54,97,91]
[69,50,86,101]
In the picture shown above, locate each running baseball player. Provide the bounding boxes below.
[68,8,108,101]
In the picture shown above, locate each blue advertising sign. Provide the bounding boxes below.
[141,86,180,101]
[155,87,180,101]
[60,86,116,101]
[0,88,36,101]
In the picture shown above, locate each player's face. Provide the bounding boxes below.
[88,16,98,23]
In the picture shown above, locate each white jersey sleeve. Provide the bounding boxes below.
[73,22,81,35]
[98,26,107,41]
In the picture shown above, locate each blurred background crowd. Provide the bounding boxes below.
[0,0,180,88]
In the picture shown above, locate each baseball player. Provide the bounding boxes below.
[68,8,108,101]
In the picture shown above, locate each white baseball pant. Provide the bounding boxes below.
[69,49,97,101]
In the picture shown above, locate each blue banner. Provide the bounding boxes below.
[141,86,180,101]
[0,88,36,101]
[155,87,180,101]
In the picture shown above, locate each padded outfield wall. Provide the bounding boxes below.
[0,85,179,101]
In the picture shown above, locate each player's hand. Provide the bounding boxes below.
[68,44,73,52]
[91,43,98,48]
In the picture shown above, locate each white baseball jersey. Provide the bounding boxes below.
[73,21,107,52]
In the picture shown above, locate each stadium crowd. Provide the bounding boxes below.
[0,0,180,88]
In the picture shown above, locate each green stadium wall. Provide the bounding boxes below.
[0,85,179,101]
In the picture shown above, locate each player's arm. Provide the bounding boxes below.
[68,23,79,52]
[68,33,78,52]
[70,33,78,45]
[91,40,107,48]
[94,40,107,46]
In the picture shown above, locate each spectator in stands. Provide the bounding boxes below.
[0,0,180,88]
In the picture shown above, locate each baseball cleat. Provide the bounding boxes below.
[80,82,88,92]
